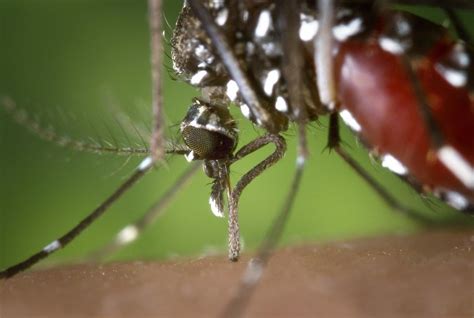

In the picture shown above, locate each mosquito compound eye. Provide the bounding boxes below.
[180,99,238,161]
[182,126,234,160]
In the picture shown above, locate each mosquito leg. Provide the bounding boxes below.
[0,156,157,279]
[402,53,474,190]
[443,7,472,44]
[226,134,286,261]
[87,161,201,261]
[401,57,445,149]
[148,0,165,162]
[328,113,443,224]
[186,0,275,132]
[222,137,305,318]
[276,0,310,161]
[315,0,337,111]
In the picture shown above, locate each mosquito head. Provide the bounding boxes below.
[180,98,238,162]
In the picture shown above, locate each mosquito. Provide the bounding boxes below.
[1,0,473,317]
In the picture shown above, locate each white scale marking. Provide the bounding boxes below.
[396,19,411,35]
[455,45,470,67]
[275,96,288,113]
[333,18,363,41]
[435,64,467,88]
[185,150,195,162]
[299,14,319,42]
[195,45,206,59]
[190,70,208,85]
[243,258,263,285]
[263,69,280,96]
[43,240,61,253]
[255,10,271,38]
[240,104,251,119]
[138,156,153,171]
[215,8,228,26]
[296,154,306,168]
[209,196,224,218]
[438,146,474,189]
[443,190,469,210]
[381,154,409,175]
[226,80,239,101]
[242,10,249,22]
[208,113,219,126]
[379,37,406,55]
[116,225,139,244]
[339,109,361,132]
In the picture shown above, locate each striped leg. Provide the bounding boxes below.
[328,113,455,223]
[227,134,287,261]
[87,162,200,261]
[0,0,172,279]
[222,133,305,318]
[0,156,154,279]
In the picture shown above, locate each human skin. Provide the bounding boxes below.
[1,229,473,318]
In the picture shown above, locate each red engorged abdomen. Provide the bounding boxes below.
[335,39,474,203]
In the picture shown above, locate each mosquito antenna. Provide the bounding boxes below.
[88,161,200,261]
[112,115,135,149]
[1,97,150,156]
[0,0,183,279]
[103,121,121,149]
[131,120,151,152]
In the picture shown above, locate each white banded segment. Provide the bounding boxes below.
[190,70,208,85]
[209,196,224,218]
[378,37,407,55]
[275,96,288,113]
[378,14,412,55]
[316,0,337,110]
[116,225,139,244]
[435,65,468,88]
[255,10,272,38]
[43,240,62,253]
[138,156,153,171]
[299,13,319,42]
[240,104,251,119]
[435,43,470,88]
[332,17,363,41]
[438,146,474,189]
[381,154,409,175]
[195,44,214,65]
[339,109,361,132]
[242,258,264,285]
[226,80,239,101]
[185,150,195,162]
[263,69,280,96]
[215,8,228,26]
[443,190,470,210]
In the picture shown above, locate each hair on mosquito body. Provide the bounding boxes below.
[1,0,474,316]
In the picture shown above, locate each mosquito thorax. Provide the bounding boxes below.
[180,98,238,162]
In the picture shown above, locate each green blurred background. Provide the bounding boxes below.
[1,0,473,270]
